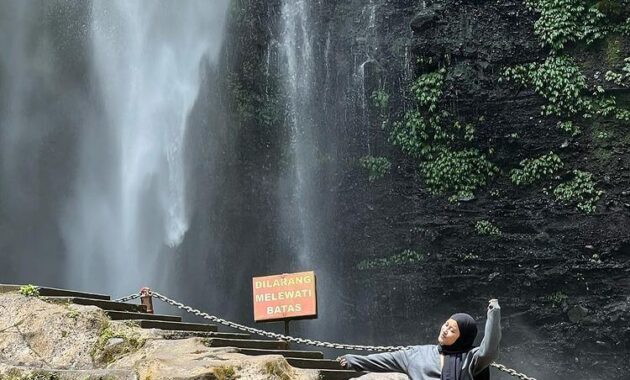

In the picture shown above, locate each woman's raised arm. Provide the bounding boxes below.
[472,299,502,374]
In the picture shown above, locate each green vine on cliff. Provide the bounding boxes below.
[500,0,630,215]
[359,155,391,182]
[501,55,629,128]
[226,72,283,127]
[371,89,390,129]
[525,0,630,51]
[391,67,497,201]
[510,152,564,185]
[474,220,502,236]
[525,0,608,50]
[410,69,446,112]
[419,149,497,201]
[357,249,424,270]
[371,89,390,110]
[553,170,603,213]
[502,56,589,118]
[605,57,630,86]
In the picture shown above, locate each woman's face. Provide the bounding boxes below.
[438,318,460,346]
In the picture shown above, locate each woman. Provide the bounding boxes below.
[337,299,501,380]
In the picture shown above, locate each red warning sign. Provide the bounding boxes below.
[252,271,317,322]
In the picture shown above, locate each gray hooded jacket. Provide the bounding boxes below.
[343,305,501,380]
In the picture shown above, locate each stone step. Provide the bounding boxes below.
[234,348,324,359]
[105,310,182,322]
[318,369,366,380]
[204,337,288,350]
[43,296,147,313]
[159,330,251,340]
[0,284,110,300]
[285,357,346,370]
[132,319,218,332]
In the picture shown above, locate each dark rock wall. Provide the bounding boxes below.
[210,1,630,379]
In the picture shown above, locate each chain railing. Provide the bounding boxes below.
[114,290,537,379]
[113,293,141,303]
[490,363,537,380]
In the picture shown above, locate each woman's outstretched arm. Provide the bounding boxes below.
[338,349,409,373]
[472,299,502,374]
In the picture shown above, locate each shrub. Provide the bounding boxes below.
[371,89,389,110]
[502,56,589,118]
[359,155,391,182]
[19,284,39,297]
[510,152,564,185]
[525,0,607,50]
[502,55,628,122]
[554,170,603,213]
[420,149,498,201]
[475,220,501,236]
[214,366,237,380]
[410,69,446,112]
[391,67,496,201]
[357,250,424,270]
[545,291,569,306]
[556,120,581,136]
[605,57,630,87]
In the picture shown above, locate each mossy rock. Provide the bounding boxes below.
[3,368,60,380]
[596,0,629,23]
[90,323,145,366]
[263,359,294,380]
[213,365,238,380]
[605,36,623,65]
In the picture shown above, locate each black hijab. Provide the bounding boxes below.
[438,313,487,380]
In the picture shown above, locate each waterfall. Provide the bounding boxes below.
[277,0,347,345]
[65,0,227,295]
[354,0,379,156]
[280,0,317,268]
[0,0,228,295]
[356,60,371,154]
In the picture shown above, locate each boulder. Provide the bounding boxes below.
[0,292,319,379]
[567,305,589,323]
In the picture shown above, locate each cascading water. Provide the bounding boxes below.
[355,0,379,156]
[279,0,318,268]
[277,0,345,342]
[278,0,345,346]
[0,0,228,295]
[355,60,373,154]
[65,0,228,295]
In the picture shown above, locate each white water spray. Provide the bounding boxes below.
[280,0,317,267]
[62,1,228,294]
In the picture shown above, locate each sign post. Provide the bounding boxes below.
[252,271,317,346]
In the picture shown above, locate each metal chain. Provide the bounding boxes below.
[115,290,536,379]
[490,363,537,380]
[113,293,141,303]
[151,291,408,351]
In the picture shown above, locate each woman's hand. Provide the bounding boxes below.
[336,356,348,368]
[488,299,500,310]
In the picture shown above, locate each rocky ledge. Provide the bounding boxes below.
[0,292,320,380]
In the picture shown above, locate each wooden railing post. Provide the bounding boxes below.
[140,287,153,314]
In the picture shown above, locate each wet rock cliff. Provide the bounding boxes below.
[180,1,630,380]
